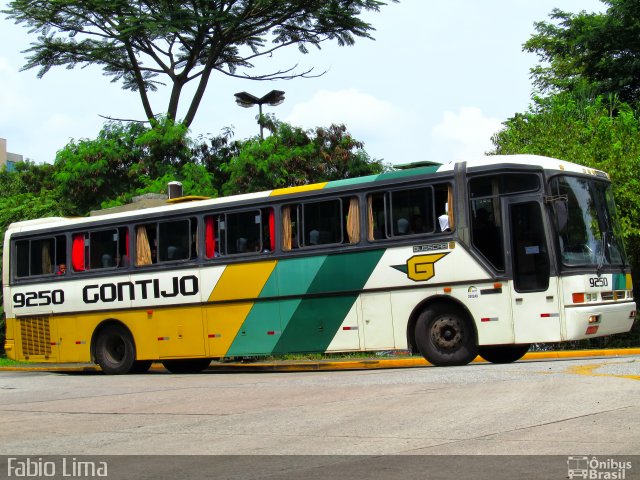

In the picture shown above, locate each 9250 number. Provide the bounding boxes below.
[13,290,65,308]
[589,277,609,288]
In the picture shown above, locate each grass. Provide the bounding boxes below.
[237,350,417,362]
[0,357,28,367]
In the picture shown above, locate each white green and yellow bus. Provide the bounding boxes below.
[2,155,636,373]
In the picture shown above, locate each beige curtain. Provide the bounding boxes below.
[136,226,153,266]
[42,241,52,274]
[282,206,292,251]
[367,196,374,241]
[447,185,455,230]
[346,197,360,244]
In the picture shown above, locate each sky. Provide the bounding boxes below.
[0,0,606,166]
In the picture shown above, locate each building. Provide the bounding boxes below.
[0,138,24,172]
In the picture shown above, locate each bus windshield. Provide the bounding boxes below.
[550,175,626,268]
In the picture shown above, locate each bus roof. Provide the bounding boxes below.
[5,154,605,235]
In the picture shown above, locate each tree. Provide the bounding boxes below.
[54,118,206,214]
[525,0,640,103]
[222,119,385,195]
[4,0,394,126]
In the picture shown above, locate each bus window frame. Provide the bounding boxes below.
[217,207,269,257]
[298,197,346,249]
[368,184,438,242]
[12,234,64,280]
[157,217,196,263]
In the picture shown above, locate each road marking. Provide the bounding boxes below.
[566,361,640,381]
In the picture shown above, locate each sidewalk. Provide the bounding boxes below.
[1,348,639,373]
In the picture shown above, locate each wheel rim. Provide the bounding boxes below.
[104,335,125,364]
[430,316,463,350]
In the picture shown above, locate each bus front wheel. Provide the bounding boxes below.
[479,344,530,364]
[415,305,478,366]
[95,324,136,375]
[162,358,212,374]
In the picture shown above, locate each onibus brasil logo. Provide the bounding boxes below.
[567,456,632,479]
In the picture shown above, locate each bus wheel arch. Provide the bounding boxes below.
[407,297,479,366]
[91,320,137,375]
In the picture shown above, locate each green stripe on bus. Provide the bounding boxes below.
[612,273,628,290]
[275,295,359,353]
[375,166,440,181]
[226,256,327,355]
[305,249,384,295]
[274,249,384,353]
[224,302,282,356]
[324,175,382,189]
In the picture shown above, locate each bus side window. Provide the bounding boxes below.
[14,236,65,278]
[390,187,434,236]
[303,199,342,247]
[158,219,191,262]
[225,210,261,254]
[89,229,119,269]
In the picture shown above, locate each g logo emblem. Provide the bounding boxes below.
[406,253,447,282]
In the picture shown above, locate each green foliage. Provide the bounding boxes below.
[54,118,206,213]
[3,0,394,126]
[526,0,640,103]
[223,119,385,195]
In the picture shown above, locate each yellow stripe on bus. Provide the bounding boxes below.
[208,260,277,302]
[270,182,328,196]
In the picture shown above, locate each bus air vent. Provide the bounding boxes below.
[19,316,52,356]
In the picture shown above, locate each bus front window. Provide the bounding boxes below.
[550,176,626,267]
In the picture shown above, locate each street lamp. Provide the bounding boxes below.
[234,90,285,140]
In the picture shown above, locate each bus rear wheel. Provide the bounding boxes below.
[95,324,136,375]
[479,344,530,364]
[414,305,478,366]
[162,358,212,374]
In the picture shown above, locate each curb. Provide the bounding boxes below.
[1,348,639,373]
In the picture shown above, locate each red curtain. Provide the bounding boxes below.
[72,234,85,271]
[205,217,216,258]
[269,209,275,251]
[125,229,130,258]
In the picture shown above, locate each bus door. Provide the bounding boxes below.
[504,197,562,343]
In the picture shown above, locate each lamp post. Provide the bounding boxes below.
[234,90,285,140]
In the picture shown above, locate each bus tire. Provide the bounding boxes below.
[95,324,136,375]
[479,344,530,364]
[162,358,211,374]
[414,304,478,366]
[130,360,153,373]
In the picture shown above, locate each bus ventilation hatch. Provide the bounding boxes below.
[20,317,52,356]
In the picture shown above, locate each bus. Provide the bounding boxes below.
[2,155,636,374]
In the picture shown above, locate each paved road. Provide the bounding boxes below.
[0,356,638,456]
